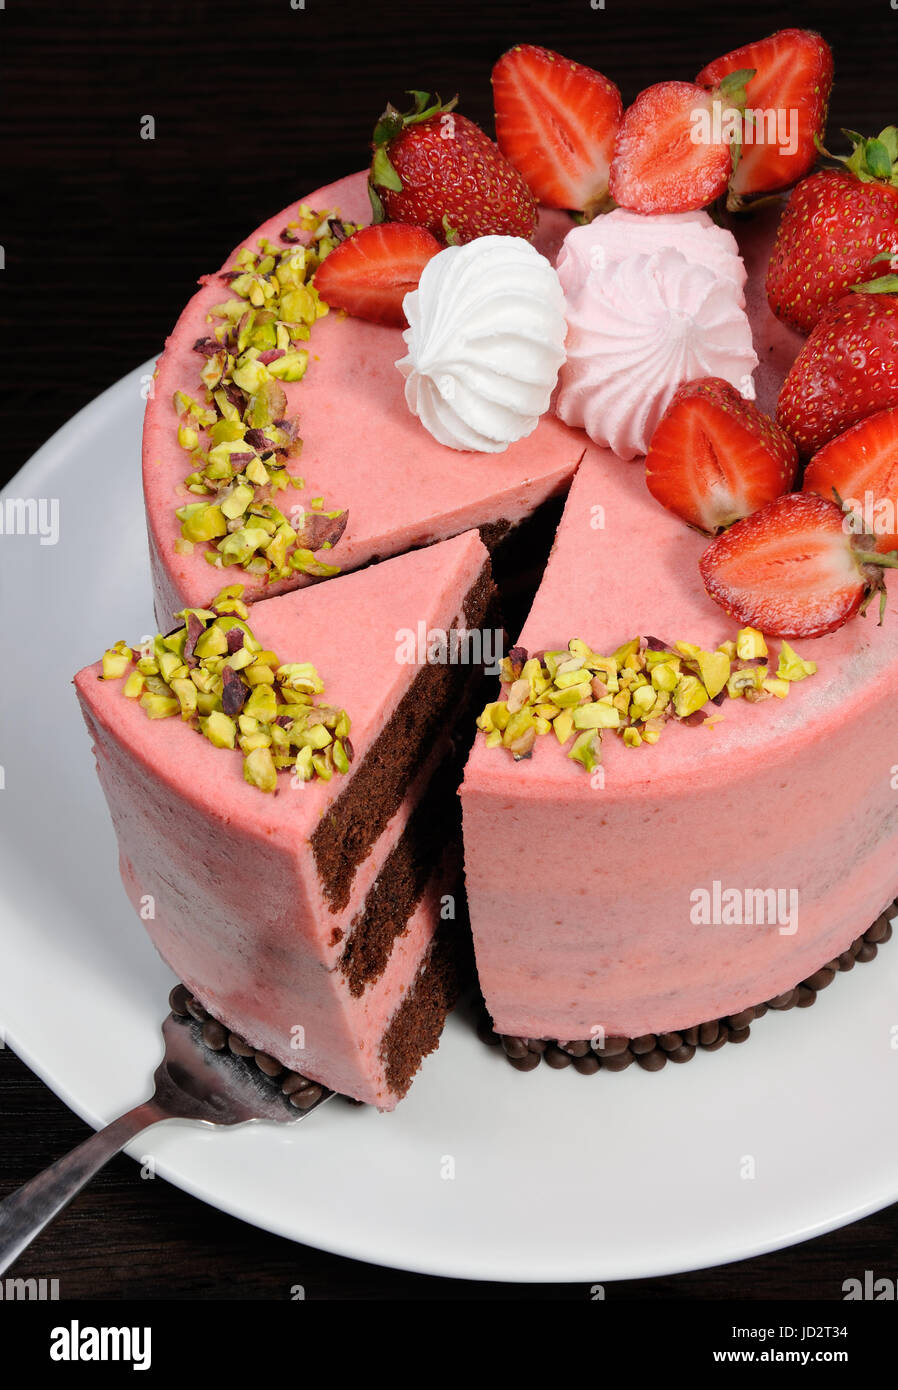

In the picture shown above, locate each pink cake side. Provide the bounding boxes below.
[144,170,591,626]
[461,451,898,1041]
[76,531,489,1106]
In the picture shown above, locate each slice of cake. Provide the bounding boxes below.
[461,450,898,1058]
[144,169,591,626]
[76,530,495,1108]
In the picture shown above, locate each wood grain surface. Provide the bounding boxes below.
[2,0,896,1299]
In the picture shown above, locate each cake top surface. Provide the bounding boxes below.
[144,171,590,620]
[77,529,487,838]
[464,448,898,797]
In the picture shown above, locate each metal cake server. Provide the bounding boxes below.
[0,1010,333,1275]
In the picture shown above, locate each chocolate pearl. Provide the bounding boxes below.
[201,1019,228,1051]
[636,1048,667,1072]
[838,950,856,972]
[667,1043,696,1064]
[726,1008,756,1031]
[630,1033,657,1056]
[501,1035,529,1060]
[681,1025,700,1046]
[288,1084,323,1110]
[803,966,835,991]
[573,1053,601,1075]
[602,1050,634,1072]
[865,915,892,944]
[754,1003,768,1019]
[699,1020,720,1046]
[796,985,816,1008]
[508,1050,540,1072]
[657,1032,682,1052]
[255,1051,283,1077]
[544,1046,573,1069]
[703,1031,729,1052]
[767,989,797,1010]
[525,1038,548,1054]
[228,1033,255,1058]
[281,1072,314,1096]
[850,936,866,958]
[562,1039,591,1058]
[728,1025,752,1043]
[168,983,192,1017]
[856,941,878,964]
[595,1035,629,1057]
[186,997,209,1023]
[477,1015,501,1046]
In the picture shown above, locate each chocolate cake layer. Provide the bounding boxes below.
[339,751,463,995]
[480,906,895,1074]
[380,921,461,1099]
[312,558,497,912]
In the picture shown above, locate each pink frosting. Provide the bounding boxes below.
[554,209,757,459]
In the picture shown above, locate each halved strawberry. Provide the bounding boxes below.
[699,492,898,638]
[804,408,898,553]
[609,81,736,214]
[312,223,441,328]
[696,29,833,200]
[492,44,622,217]
[645,378,798,533]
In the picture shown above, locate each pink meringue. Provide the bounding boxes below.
[554,210,758,459]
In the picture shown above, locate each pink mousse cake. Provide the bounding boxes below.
[461,451,898,1054]
[76,530,495,1108]
[144,169,592,627]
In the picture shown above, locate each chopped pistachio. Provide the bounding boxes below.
[244,746,277,793]
[737,627,768,660]
[777,640,817,682]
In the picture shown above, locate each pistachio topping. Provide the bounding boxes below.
[99,585,352,793]
[171,207,360,584]
[477,631,820,770]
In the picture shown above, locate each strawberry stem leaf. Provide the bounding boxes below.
[371,146,403,193]
[850,273,898,294]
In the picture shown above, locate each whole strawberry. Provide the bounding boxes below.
[767,129,898,334]
[777,283,898,455]
[369,92,538,244]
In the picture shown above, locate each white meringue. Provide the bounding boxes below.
[396,236,568,454]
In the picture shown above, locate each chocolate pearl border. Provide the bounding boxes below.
[169,984,329,1110]
[479,907,895,1075]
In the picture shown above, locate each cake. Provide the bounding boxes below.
[76,29,898,1105]
[75,531,495,1108]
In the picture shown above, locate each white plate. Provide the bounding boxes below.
[2,365,897,1284]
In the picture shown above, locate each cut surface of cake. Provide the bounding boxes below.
[461,449,898,1044]
[76,530,495,1108]
[144,169,591,626]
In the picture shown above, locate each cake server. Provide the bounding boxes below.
[0,1009,333,1275]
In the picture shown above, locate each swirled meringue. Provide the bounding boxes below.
[396,236,568,454]
[555,212,758,459]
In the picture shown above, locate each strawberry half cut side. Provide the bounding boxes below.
[492,44,623,217]
[608,80,744,215]
[698,491,898,638]
[645,378,798,533]
[696,28,833,201]
[804,406,898,553]
[312,223,441,328]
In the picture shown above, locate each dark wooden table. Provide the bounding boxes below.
[2,0,897,1299]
